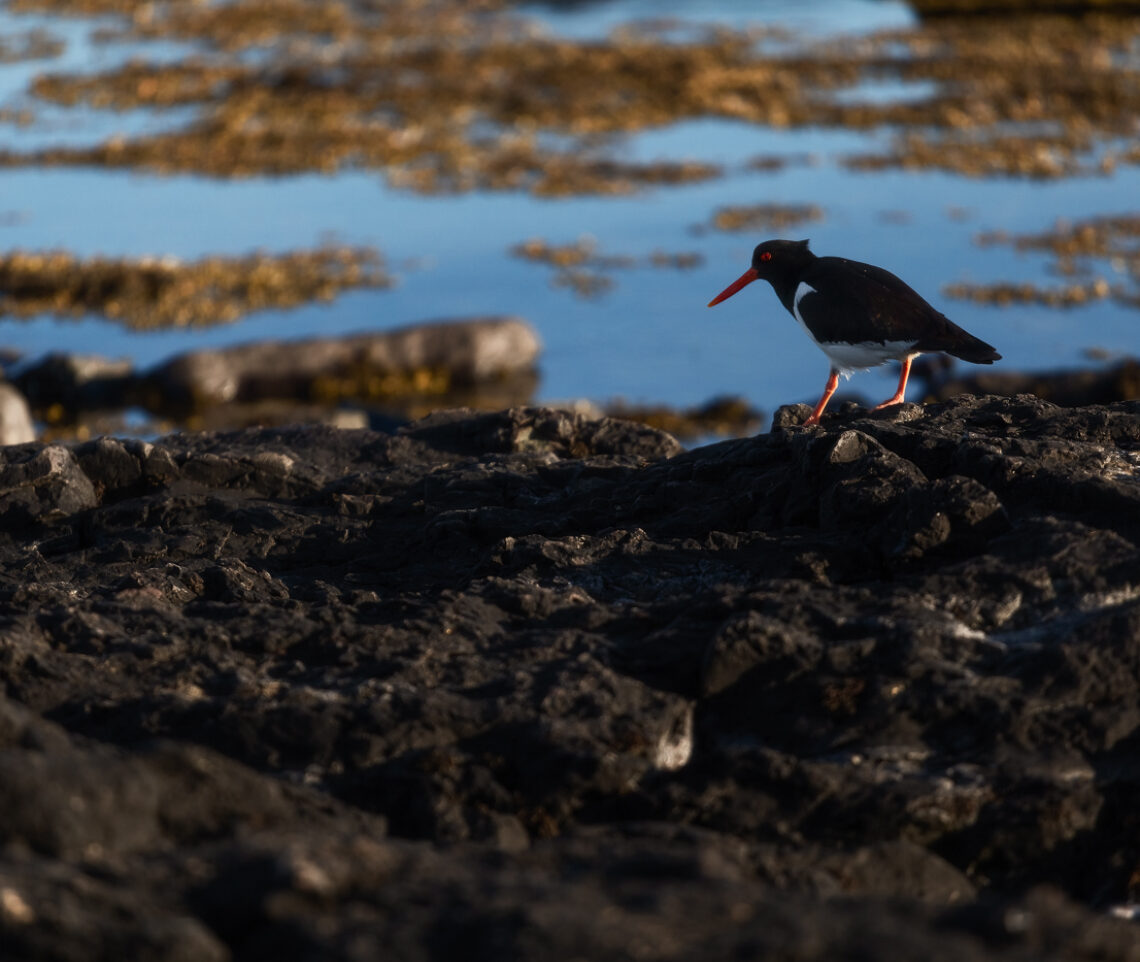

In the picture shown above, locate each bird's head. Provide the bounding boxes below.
[708,239,812,306]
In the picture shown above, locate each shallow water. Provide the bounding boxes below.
[1,0,1137,423]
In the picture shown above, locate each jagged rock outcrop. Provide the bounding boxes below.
[3,397,1140,961]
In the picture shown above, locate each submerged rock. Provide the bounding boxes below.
[2,396,1140,960]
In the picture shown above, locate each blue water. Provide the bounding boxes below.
[522,0,917,39]
[1,1,1137,418]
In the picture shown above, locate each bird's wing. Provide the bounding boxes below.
[804,258,963,348]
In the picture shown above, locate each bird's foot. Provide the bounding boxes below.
[871,396,906,412]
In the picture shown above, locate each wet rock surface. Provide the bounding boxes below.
[10,317,543,438]
[3,397,1140,960]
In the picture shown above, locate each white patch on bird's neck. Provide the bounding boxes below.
[792,282,816,329]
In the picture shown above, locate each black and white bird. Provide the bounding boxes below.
[707,239,1000,425]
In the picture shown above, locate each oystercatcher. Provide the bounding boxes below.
[707,239,1000,425]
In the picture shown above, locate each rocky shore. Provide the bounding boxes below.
[3,395,1140,960]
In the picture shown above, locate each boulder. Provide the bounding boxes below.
[145,316,542,409]
[12,352,133,412]
[0,382,35,445]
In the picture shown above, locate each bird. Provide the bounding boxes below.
[707,239,1000,426]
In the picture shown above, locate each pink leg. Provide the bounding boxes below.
[872,355,914,410]
[803,369,840,426]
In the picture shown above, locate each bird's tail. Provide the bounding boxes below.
[947,332,1001,365]
[948,335,1003,360]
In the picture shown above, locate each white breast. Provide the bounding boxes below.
[792,281,917,375]
[818,340,919,374]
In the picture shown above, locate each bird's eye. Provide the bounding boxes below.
[760,251,772,262]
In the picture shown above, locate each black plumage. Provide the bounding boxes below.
[708,239,1000,425]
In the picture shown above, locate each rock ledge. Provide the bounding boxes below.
[3,396,1140,961]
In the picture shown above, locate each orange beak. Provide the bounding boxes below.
[707,268,759,307]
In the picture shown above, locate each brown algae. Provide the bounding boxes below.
[0,246,392,329]
[944,215,1140,308]
[0,1,1137,189]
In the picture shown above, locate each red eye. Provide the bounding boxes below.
[760,251,772,262]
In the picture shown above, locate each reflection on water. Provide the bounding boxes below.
[0,0,1138,434]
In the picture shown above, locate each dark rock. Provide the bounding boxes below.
[814,839,977,903]
[12,320,542,435]
[0,442,97,525]
[401,405,682,460]
[3,396,1140,960]
[0,849,228,962]
[912,0,1140,18]
[72,436,147,500]
[12,352,134,411]
[145,316,541,409]
[875,474,1010,560]
[604,394,763,441]
[920,358,1140,408]
[772,401,816,429]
